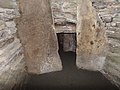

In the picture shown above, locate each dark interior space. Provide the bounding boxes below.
[15,33,119,90]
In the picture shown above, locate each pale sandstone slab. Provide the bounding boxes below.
[76,0,107,71]
[17,0,62,74]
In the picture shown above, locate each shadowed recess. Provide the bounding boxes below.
[15,34,119,90]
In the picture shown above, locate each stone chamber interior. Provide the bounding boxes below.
[0,0,120,90]
[14,33,119,90]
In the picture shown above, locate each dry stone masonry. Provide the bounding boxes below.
[92,0,120,87]
[0,0,26,90]
[51,0,77,52]
[51,0,77,33]
[0,0,120,89]
[51,0,120,87]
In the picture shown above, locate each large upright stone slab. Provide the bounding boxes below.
[17,0,62,74]
[76,0,107,71]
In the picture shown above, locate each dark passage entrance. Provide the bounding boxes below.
[15,34,119,90]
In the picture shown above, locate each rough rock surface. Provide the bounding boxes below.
[0,0,26,90]
[0,0,120,89]
[51,0,120,87]
[92,0,120,87]
[51,0,77,25]
[51,0,76,52]
[76,0,107,71]
[51,0,77,33]
[17,0,62,74]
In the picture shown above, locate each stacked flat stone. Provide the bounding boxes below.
[51,0,77,52]
[51,0,120,87]
[51,0,77,25]
[0,0,26,90]
[92,0,120,87]
[51,0,77,33]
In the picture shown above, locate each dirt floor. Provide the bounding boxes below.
[18,48,119,90]
[15,34,119,90]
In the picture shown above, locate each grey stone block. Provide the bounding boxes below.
[0,0,17,9]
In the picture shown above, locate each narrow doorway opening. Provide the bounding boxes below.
[57,33,76,52]
[57,33,77,71]
[15,34,119,90]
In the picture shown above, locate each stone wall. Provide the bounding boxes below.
[92,0,120,87]
[76,0,107,71]
[0,0,120,89]
[51,0,77,52]
[0,0,26,90]
[51,0,77,33]
[51,0,77,25]
[51,0,120,87]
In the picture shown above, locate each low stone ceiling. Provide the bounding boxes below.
[51,0,77,24]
